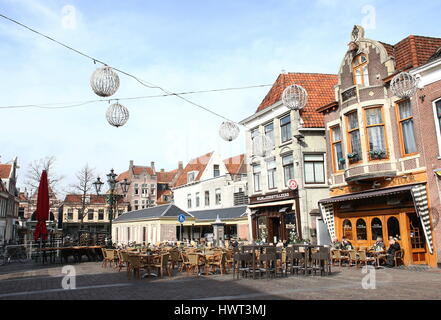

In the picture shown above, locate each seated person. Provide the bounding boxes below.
[371,236,385,252]
[331,237,342,249]
[384,238,401,267]
[341,237,353,250]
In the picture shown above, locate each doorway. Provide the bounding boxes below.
[269,217,281,244]
[407,213,427,264]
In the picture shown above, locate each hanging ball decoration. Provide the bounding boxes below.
[282,84,308,110]
[252,134,273,158]
[390,72,418,99]
[219,121,240,142]
[90,66,120,97]
[106,103,129,128]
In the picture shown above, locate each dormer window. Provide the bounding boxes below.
[352,54,369,86]
[213,165,220,177]
[187,171,198,183]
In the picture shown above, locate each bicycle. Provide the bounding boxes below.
[0,245,28,266]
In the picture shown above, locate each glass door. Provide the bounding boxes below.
[407,213,427,264]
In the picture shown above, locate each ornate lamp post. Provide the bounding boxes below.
[93,170,130,247]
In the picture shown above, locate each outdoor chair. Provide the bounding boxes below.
[275,250,287,277]
[180,252,191,273]
[347,250,358,267]
[331,249,348,266]
[102,248,116,268]
[394,249,404,267]
[258,253,277,279]
[127,255,146,280]
[150,254,172,278]
[188,253,206,275]
[233,253,251,279]
[208,252,227,274]
[357,250,376,268]
[169,249,181,269]
[224,250,234,272]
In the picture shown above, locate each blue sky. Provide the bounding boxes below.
[1,0,440,194]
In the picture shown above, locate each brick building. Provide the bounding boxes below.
[317,25,441,267]
[0,157,19,244]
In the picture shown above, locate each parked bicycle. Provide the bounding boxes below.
[0,245,28,266]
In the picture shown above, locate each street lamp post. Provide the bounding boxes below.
[93,170,130,247]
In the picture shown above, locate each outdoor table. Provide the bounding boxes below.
[293,245,324,275]
[367,250,386,268]
[139,253,161,278]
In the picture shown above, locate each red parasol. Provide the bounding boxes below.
[34,170,49,241]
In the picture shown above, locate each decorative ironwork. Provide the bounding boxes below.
[106,103,129,128]
[219,121,240,142]
[341,87,357,102]
[281,84,308,110]
[390,72,418,99]
[90,66,120,97]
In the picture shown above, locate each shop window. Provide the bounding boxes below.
[387,217,401,240]
[343,219,353,240]
[356,219,367,240]
[371,218,383,240]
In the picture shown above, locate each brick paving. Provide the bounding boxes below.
[0,262,441,300]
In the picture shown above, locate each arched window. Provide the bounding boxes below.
[343,219,353,240]
[352,54,369,86]
[371,218,383,241]
[356,219,367,240]
[387,217,401,240]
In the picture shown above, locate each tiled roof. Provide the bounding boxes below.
[175,152,214,187]
[117,166,154,181]
[224,154,246,175]
[0,180,6,193]
[256,73,338,128]
[113,204,191,223]
[381,36,441,71]
[157,169,178,184]
[189,206,247,221]
[64,194,107,204]
[0,164,12,179]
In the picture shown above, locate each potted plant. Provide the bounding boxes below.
[347,152,360,163]
[369,149,387,160]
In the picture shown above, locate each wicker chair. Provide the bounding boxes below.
[180,252,191,273]
[150,254,172,278]
[127,255,145,280]
[331,249,349,266]
[207,252,226,274]
[188,253,206,275]
[347,250,358,267]
[357,250,376,267]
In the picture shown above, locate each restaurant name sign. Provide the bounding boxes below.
[250,190,297,205]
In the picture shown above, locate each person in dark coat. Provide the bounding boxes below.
[385,238,401,267]
[341,237,353,250]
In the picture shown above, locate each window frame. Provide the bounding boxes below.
[352,53,369,86]
[264,122,275,148]
[266,158,277,190]
[280,114,292,144]
[363,105,389,161]
[303,154,325,184]
[282,153,294,187]
[396,99,418,157]
[345,111,363,165]
[432,98,441,157]
[330,125,345,173]
[215,189,222,205]
[213,165,220,178]
[252,164,262,192]
[204,191,210,207]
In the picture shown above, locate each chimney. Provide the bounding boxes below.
[178,161,183,170]
[161,169,165,173]
[129,160,134,168]
[151,161,156,173]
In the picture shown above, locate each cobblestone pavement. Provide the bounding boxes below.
[0,262,441,300]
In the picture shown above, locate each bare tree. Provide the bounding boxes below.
[70,164,96,230]
[24,156,64,195]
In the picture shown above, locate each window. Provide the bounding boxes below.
[215,189,221,205]
[266,158,276,189]
[365,107,387,160]
[196,192,200,207]
[188,171,196,183]
[371,218,383,241]
[265,122,275,148]
[346,111,362,162]
[282,154,294,186]
[213,165,220,177]
[251,128,259,155]
[187,194,192,209]
[280,115,292,143]
[352,54,369,86]
[331,126,345,171]
[435,99,441,156]
[343,219,353,240]
[205,191,210,206]
[98,209,104,220]
[304,154,325,184]
[134,184,139,195]
[356,219,367,240]
[396,100,417,156]
[387,217,401,240]
[67,209,73,220]
[253,164,262,192]
[88,209,94,221]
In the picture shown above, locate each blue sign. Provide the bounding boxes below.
[178,214,186,224]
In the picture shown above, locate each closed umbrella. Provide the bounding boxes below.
[34,170,49,241]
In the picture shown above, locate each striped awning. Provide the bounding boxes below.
[319,202,336,240]
[411,184,434,254]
